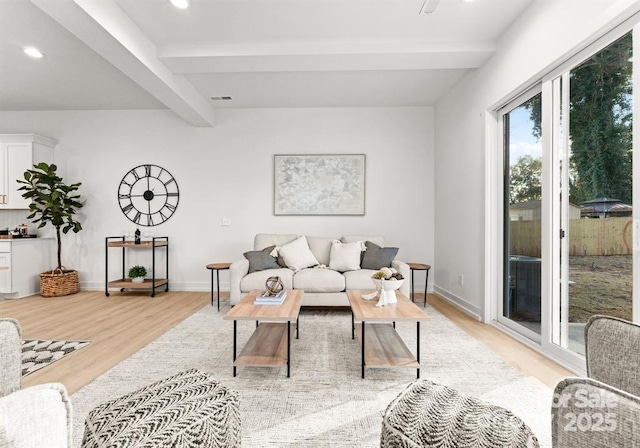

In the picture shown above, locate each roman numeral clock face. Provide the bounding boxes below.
[118,164,179,226]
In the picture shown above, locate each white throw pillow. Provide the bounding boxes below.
[278,236,319,269]
[329,240,364,272]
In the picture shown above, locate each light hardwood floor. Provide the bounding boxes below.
[0,290,572,395]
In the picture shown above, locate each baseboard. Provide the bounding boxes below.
[432,286,482,321]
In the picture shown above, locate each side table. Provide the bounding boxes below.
[206,263,231,311]
[408,262,431,307]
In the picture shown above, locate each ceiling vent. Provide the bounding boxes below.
[211,96,233,101]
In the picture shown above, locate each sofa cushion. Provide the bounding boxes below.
[240,268,293,292]
[343,269,377,291]
[278,236,319,269]
[243,245,280,273]
[306,236,333,266]
[329,240,364,272]
[361,241,399,270]
[292,268,345,293]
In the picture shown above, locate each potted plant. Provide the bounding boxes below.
[128,265,147,283]
[17,162,83,297]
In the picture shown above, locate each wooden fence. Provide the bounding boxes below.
[510,217,633,257]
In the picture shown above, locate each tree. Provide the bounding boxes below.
[526,32,632,204]
[510,154,542,204]
[569,32,632,204]
[17,163,83,270]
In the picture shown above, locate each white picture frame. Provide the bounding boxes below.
[274,154,366,215]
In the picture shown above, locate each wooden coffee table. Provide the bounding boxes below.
[223,289,303,378]
[347,290,428,379]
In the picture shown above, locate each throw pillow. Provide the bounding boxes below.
[361,241,399,270]
[243,245,281,273]
[278,236,319,269]
[329,240,364,272]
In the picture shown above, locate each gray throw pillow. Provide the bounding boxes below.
[243,245,281,273]
[361,241,399,270]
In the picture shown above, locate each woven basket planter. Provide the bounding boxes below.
[40,269,79,297]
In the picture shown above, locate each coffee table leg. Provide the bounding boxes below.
[416,321,420,379]
[296,316,299,339]
[233,320,237,377]
[411,268,415,302]
[361,321,366,379]
[287,320,291,378]
[210,269,214,307]
[424,269,429,307]
[351,311,355,340]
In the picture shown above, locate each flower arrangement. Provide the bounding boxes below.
[372,267,404,281]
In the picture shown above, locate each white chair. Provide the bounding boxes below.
[0,318,73,448]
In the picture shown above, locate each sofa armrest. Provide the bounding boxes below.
[0,383,72,448]
[552,377,640,448]
[392,260,411,298]
[229,259,249,305]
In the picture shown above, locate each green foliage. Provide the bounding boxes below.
[569,32,632,204]
[526,32,632,205]
[128,265,147,278]
[509,155,541,204]
[17,162,83,270]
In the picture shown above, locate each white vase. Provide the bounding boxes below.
[131,277,144,283]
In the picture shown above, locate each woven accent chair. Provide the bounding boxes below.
[585,315,640,396]
[381,379,540,447]
[552,377,640,448]
[82,368,241,448]
[0,318,73,448]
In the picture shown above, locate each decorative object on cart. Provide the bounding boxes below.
[363,267,405,307]
[17,162,83,297]
[134,228,141,244]
[273,154,366,215]
[265,276,284,295]
[118,164,180,226]
[128,265,147,283]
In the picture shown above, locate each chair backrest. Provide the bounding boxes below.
[0,318,22,397]
[585,315,640,396]
[552,377,640,448]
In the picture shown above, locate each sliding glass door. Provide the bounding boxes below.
[499,88,543,341]
[494,24,639,369]
[552,32,634,356]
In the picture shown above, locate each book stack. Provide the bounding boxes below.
[254,290,287,305]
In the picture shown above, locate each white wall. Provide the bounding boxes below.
[434,0,639,319]
[0,107,434,292]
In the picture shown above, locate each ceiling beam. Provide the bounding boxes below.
[31,0,216,127]
[159,41,495,74]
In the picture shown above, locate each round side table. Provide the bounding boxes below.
[206,263,231,311]
[408,263,431,307]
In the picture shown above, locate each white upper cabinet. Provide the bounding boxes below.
[0,134,56,209]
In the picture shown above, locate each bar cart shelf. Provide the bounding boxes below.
[105,236,169,297]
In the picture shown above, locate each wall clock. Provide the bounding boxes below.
[118,164,179,226]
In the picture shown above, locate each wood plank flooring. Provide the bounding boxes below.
[0,290,572,395]
[0,290,209,394]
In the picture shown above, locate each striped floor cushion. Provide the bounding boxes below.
[381,380,539,448]
[81,369,240,448]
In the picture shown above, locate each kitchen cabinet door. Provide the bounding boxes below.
[0,252,10,294]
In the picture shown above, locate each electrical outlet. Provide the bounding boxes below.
[458,274,464,286]
[222,217,231,226]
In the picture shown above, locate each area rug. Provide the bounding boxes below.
[70,305,554,447]
[22,339,92,377]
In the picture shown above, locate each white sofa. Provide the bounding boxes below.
[229,233,410,306]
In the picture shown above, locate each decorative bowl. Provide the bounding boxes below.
[371,278,404,304]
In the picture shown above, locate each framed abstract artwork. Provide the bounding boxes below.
[274,154,366,215]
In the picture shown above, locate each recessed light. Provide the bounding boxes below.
[169,0,189,9]
[23,46,44,59]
